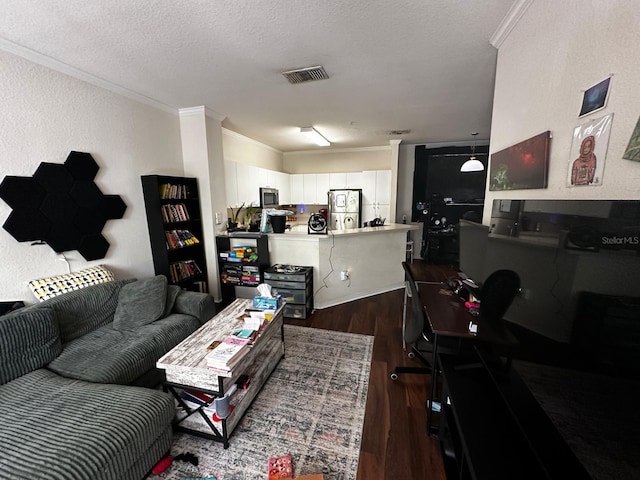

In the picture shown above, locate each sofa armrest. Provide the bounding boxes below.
[172,291,216,324]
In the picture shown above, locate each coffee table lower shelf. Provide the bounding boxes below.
[156,298,286,449]
[164,341,284,449]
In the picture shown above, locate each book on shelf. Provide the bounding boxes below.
[180,389,214,407]
[206,336,250,369]
[161,203,191,223]
[165,229,200,250]
[159,183,190,200]
[169,260,203,282]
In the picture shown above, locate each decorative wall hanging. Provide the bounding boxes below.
[0,151,126,260]
[579,76,612,117]
[489,131,551,191]
[622,114,640,161]
[567,114,613,187]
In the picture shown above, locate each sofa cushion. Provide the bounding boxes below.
[113,275,167,330]
[0,369,174,480]
[0,307,61,385]
[32,279,134,343]
[48,313,200,384]
[28,265,115,301]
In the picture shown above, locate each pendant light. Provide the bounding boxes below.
[460,132,485,172]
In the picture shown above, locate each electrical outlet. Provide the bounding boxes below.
[215,212,221,225]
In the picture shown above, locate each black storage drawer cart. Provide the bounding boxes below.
[264,265,313,319]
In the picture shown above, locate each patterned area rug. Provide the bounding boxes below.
[151,325,374,480]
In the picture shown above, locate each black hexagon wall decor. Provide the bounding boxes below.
[0,151,127,260]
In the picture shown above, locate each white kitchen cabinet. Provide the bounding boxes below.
[375,169,391,205]
[361,170,377,206]
[290,174,304,204]
[302,174,317,204]
[270,170,290,205]
[346,172,363,188]
[316,173,330,205]
[235,163,261,206]
[329,172,347,189]
[224,161,240,207]
[361,170,392,222]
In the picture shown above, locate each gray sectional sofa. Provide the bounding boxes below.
[0,275,215,480]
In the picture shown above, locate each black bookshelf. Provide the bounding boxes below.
[215,234,270,304]
[141,175,208,293]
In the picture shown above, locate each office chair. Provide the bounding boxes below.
[475,269,521,371]
[477,269,521,324]
[391,262,460,380]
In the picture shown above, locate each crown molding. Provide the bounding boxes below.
[222,127,282,154]
[283,145,391,156]
[178,106,226,122]
[0,37,177,115]
[489,0,535,48]
[178,106,205,118]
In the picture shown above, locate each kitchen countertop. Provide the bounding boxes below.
[267,223,417,240]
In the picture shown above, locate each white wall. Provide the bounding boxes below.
[222,128,283,171]
[485,0,640,221]
[0,50,183,302]
[283,147,390,173]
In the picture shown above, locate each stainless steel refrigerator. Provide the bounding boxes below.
[328,189,362,230]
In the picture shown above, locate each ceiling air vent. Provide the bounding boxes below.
[387,129,411,135]
[282,65,329,84]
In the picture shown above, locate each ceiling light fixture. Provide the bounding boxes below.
[300,127,330,146]
[460,132,485,172]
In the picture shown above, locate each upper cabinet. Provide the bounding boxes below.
[316,173,330,205]
[362,170,392,221]
[268,170,291,205]
[224,162,390,209]
[302,174,317,204]
[290,174,304,205]
[225,161,240,207]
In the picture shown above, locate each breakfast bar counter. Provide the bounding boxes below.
[266,223,417,309]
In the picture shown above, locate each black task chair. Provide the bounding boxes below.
[477,269,521,324]
[475,269,521,370]
[391,262,461,380]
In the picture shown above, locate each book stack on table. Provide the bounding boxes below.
[205,336,251,375]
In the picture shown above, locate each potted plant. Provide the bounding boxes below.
[244,203,258,230]
[228,202,245,229]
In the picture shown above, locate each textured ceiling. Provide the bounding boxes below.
[0,0,516,151]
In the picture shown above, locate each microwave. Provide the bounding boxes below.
[260,187,279,208]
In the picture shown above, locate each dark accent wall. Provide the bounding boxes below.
[412,145,488,222]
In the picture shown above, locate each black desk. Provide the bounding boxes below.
[416,284,591,479]
[438,352,591,479]
[418,284,516,434]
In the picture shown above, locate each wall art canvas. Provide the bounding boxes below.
[579,76,612,117]
[622,115,640,161]
[567,113,613,187]
[489,131,551,191]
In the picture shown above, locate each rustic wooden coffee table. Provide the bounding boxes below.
[156,298,285,448]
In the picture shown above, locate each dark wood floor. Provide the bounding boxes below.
[284,261,458,480]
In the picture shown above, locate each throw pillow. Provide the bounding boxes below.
[164,285,181,318]
[28,265,115,302]
[112,275,167,330]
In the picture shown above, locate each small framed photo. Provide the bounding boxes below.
[579,76,612,117]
